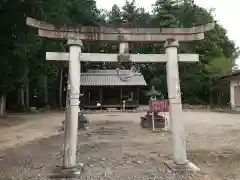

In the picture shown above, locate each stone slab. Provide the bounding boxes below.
[39,29,205,42]
[27,17,214,36]
[48,165,81,179]
[46,52,199,63]
[164,160,200,179]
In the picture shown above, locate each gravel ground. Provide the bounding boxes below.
[0,111,239,179]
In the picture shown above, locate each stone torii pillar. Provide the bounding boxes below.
[165,40,186,165]
[63,39,82,169]
[50,39,82,178]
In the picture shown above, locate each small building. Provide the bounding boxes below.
[80,69,147,109]
[219,70,240,110]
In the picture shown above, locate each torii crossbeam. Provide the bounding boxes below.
[46,52,199,63]
[26,17,214,42]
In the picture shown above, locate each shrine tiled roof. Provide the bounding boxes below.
[80,70,147,86]
[219,70,240,80]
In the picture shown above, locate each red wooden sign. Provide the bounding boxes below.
[149,100,169,112]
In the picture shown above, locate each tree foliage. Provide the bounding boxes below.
[0,0,237,113]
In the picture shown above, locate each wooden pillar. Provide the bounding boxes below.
[230,79,235,109]
[220,91,223,108]
[120,87,122,101]
[100,87,103,110]
[120,87,123,108]
[88,89,91,101]
[217,89,221,108]
[209,88,213,109]
[137,87,139,107]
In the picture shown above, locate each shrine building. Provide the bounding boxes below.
[80,69,147,110]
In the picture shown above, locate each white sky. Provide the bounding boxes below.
[96,0,240,65]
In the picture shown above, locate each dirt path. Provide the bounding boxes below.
[0,113,63,150]
[0,111,239,179]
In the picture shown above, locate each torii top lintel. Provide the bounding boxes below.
[26,17,215,42]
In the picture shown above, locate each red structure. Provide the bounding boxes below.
[149,100,169,112]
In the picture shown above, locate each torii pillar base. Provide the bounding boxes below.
[164,160,188,179]
[164,160,200,179]
[48,165,82,179]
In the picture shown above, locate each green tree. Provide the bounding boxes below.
[108,4,123,25]
[0,0,237,115]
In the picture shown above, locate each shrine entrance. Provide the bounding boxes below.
[102,87,120,106]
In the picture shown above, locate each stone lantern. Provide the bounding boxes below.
[140,86,165,129]
[146,86,163,101]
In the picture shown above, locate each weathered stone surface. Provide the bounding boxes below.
[38,29,205,41]
[117,54,130,63]
[27,17,214,34]
[46,52,199,62]
[26,17,215,42]
[62,113,89,130]
[140,111,166,129]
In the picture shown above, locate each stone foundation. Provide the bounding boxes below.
[140,112,165,129]
[48,165,81,179]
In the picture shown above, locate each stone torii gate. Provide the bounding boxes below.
[26,17,214,178]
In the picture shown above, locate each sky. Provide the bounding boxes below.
[96,0,240,65]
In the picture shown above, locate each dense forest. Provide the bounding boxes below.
[0,0,238,115]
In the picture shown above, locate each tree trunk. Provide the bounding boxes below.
[209,89,213,109]
[44,75,49,109]
[217,91,221,108]
[20,87,26,111]
[59,68,64,108]
[0,94,6,118]
[25,77,30,111]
